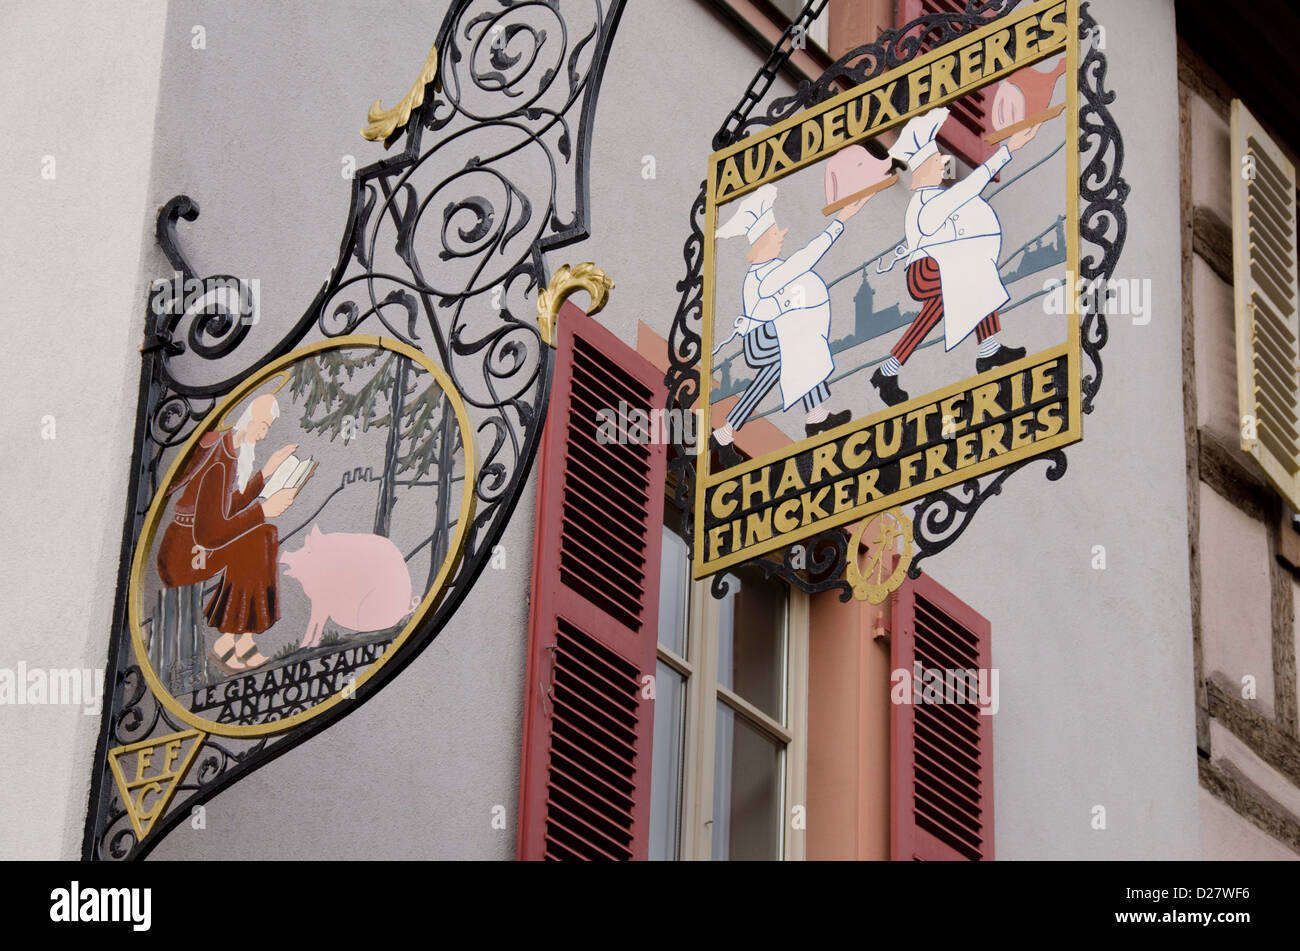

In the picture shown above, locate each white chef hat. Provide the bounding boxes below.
[716,183,779,244]
[887,106,950,170]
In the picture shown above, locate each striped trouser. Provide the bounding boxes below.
[726,321,829,431]
[891,257,999,364]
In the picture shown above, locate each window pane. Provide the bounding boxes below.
[711,703,783,861]
[716,565,787,721]
[648,661,684,861]
[658,510,690,657]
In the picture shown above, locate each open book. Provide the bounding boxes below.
[259,454,317,499]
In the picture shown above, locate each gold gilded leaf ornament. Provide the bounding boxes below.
[361,44,440,147]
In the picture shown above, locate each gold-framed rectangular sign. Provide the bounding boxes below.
[695,0,1080,578]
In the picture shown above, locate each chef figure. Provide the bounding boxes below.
[712,183,868,447]
[869,106,1040,407]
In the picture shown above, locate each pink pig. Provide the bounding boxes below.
[279,524,418,649]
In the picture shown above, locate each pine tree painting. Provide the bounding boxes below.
[288,347,463,586]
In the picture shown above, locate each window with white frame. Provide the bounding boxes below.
[649,497,809,860]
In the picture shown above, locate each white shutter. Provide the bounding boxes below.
[1230,99,1300,509]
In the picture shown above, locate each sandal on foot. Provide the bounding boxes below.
[209,642,247,676]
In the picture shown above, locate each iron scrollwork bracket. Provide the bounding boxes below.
[85,0,627,861]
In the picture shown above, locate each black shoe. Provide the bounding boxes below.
[870,367,909,407]
[975,344,1026,374]
[709,432,743,468]
[805,408,852,439]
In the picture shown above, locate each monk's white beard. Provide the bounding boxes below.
[236,440,256,493]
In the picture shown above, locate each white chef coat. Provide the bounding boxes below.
[904,144,1013,349]
[739,219,843,409]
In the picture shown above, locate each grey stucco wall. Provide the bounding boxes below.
[3,0,1199,860]
[0,1,169,860]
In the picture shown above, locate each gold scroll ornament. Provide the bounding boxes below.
[361,44,439,147]
[536,263,615,348]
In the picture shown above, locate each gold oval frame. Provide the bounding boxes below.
[127,335,477,738]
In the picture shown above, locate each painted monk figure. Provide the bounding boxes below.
[157,394,301,674]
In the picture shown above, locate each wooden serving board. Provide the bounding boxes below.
[821,173,899,216]
[983,102,1067,145]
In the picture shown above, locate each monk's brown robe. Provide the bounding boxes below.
[157,431,279,635]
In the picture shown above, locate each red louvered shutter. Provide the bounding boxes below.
[890,570,994,860]
[517,299,668,861]
[896,0,995,169]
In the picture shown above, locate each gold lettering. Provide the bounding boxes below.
[970,382,1005,426]
[872,81,901,125]
[135,748,154,783]
[980,423,1008,461]
[743,143,766,183]
[1010,410,1035,450]
[801,487,831,522]
[708,524,729,561]
[1031,359,1059,403]
[929,53,959,100]
[775,498,801,534]
[162,739,183,773]
[842,428,872,468]
[1009,370,1027,411]
[959,40,984,87]
[1037,3,1069,51]
[801,118,823,161]
[908,67,931,113]
[940,394,966,434]
[774,458,805,498]
[717,157,744,199]
[898,451,923,490]
[906,403,939,444]
[856,469,883,504]
[711,480,738,519]
[741,468,770,509]
[955,432,979,469]
[767,130,795,174]
[1037,401,1064,438]
[983,28,1015,76]
[834,477,853,512]
[1014,16,1040,58]
[924,443,952,481]
[137,781,165,819]
[745,508,774,548]
[811,444,842,484]
[875,417,904,458]
[846,94,872,138]
[823,105,848,149]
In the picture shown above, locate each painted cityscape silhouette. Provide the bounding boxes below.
[713,213,1068,411]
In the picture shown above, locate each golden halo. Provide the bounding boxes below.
[216,370,292,431]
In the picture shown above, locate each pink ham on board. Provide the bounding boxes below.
[823,144,894,214]
[990,57,1068,132]
[279,524,417,649]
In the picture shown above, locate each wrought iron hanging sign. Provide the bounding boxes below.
[85,0,626,860]
[678,0,1124,599]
